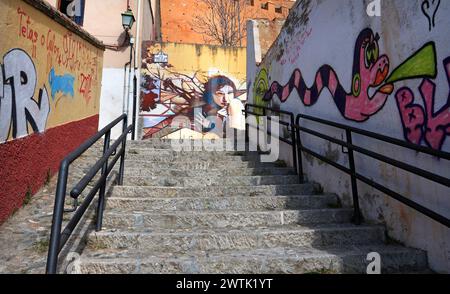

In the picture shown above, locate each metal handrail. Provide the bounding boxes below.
[243,105,449,228]
[46,114,133,274]
[245,103,298,174]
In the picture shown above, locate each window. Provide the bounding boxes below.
[248,0,255,6]
[275,6,282,14]
[59,0,86,26]
[261,2,269,10]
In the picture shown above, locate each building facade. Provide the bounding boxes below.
[157,0,295,45]
[46,0,156,138]
[0,0,104,224]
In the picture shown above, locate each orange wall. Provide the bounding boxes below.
[160,0,294,45]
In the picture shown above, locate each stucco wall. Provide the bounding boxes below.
[247,0,450,272]
[159,0,295,46]
[0,0,104,224]
[140,42,247,138]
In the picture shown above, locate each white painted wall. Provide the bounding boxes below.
[98,68,133,139]
[248,0,450,272]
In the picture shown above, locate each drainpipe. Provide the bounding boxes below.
[123,61,130,114]
[126,0,133,118]
[127,40,134,126]
[131,0,143,140]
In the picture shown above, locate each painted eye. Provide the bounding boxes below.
[373,42,379,62]
[364,42,378,68]
[364,46,371,68]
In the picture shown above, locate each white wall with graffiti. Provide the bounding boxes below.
[247,0,450,272]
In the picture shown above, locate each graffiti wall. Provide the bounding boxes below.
[140,42,246,139]
[247,0,450,272]
[0,0,104,224]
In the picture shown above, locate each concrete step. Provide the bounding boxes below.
[87,224,386,253]
[79,245,428,274]
[126,148,252,156]
[105,194,339,212]
[124,153,251,162]
[126,139,176,149]
[79,140,251,156]
[123,175,299,187]
[127,139,172,146]
[111,183,320,198]
[123,167,295,177]
[122,159,283,169]
[126,139,246,150]
[101,209,353,230]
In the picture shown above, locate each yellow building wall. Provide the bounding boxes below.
[0,0,104,143]
[140,42,246,138]
[146,43,246,78]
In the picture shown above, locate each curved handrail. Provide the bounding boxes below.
[46,114,133,274]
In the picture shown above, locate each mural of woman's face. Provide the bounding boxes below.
[213,85,235,108]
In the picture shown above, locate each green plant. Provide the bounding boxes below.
[23,186,33,206]
[11,207,19,217]
[274,160,287,167]
[304,268,336,274]
[327,202,342,209]
[312,182,324,194]
[44,169,52,186]
[86,239,108,250]
[385,233,405,246]
[33,239,49,254]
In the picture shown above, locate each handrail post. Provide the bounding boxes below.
[262,108,267,154]
[295,117,305,183]
[96,130,111,231]
[290,115,298,175]
[245,105,249,151]
[132,75,138,140]
[46,163,69,274]
[118,116,128,185]
[346,129,363,225]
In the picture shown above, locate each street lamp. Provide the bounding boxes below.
[122,7,137,139]
[121,8,135,31]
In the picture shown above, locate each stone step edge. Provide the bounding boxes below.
[106,194,337,201]
[79,244,426,264]
[90,223,385,237]
[113,183,315,190]
[102,208,353,217]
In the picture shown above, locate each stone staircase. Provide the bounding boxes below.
[78,139,428,274]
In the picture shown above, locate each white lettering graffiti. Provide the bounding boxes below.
[0,49,50,142]
[366,0,381,17]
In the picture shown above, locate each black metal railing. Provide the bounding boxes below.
[46,114,133,274]
[245,104,297,174]
[243,104,450,228]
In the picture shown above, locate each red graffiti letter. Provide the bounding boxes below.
[395,88,425,145]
